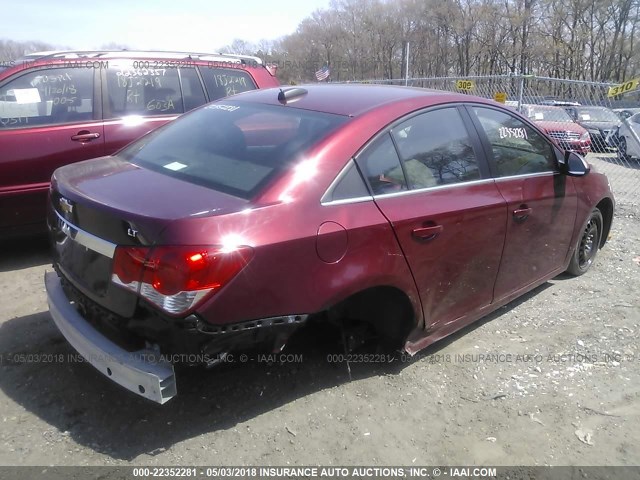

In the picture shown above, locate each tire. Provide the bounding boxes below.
[566,209,603,276]
[618,137,630,161]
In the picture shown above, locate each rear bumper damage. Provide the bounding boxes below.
[45,271,177,404]
[45,270,310,403]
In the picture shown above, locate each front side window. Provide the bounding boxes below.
[0,68,94,129]
[106,64,183,118]
[199,67,256,101]
[473,107,556,177]
[119,102,347,199]
[391,107,481,188]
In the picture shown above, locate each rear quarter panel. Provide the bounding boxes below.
[158,197,423,327]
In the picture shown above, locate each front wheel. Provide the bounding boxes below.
[566,209,603,276]
[618,137,630,161]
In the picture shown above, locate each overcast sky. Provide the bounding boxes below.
[6,0,330,51]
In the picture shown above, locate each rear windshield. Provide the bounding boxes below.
[119,101,348,199]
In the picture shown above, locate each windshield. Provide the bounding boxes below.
[576,107,619,123]
[528,106,573,122]
[119,101,348,199]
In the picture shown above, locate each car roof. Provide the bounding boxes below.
[523,104,564,110]
[231,84,485,117]
[17,49,264,65]
[540,100,581,106]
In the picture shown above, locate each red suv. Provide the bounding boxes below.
[46,85,614,403]
[0,50,279,238]
[520,104,591,155]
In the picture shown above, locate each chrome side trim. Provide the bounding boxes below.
[493,171,557,182]
[322,195,374,206]
[322,169,559,203]
[372,177,496,200]
[54,210,116,258]
[45,272,176,404]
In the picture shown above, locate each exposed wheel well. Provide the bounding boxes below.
[327,286,417,349]
[595,198,614,248]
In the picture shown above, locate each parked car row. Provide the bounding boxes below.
[509,101,632,154]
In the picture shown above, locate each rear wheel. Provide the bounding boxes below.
[566,209,603,276]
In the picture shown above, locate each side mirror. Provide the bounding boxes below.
[560,151,590,177]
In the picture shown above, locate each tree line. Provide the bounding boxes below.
[3,0,638,85]
[225,0,639,84]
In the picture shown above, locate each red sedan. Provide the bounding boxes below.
[45,85,614,403]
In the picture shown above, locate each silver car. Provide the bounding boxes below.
[616,113,640,160]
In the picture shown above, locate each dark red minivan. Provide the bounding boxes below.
[0,50,279,238]
[45,85,614,403]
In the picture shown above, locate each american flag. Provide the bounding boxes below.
[315,64,330,81]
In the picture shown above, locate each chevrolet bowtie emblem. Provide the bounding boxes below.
[59,197,73,215]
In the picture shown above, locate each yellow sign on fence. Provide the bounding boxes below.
[456,79,475,91]
[607,77,640,98]
[494,92,507,103]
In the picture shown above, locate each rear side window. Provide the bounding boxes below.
[0,68,94,128]
[324,160,370,202]
[199,67,256,101]
[179,68,206,111]
[106,65,183,118]
[119,102,347,199]
[472,107,556,177]
[357,133,408,195]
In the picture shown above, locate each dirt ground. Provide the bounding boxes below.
[0,155,639,467]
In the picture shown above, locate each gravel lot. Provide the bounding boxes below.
[0,154,638,467]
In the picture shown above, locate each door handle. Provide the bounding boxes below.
[71,131,101,142]
[513,206,532,222]
[412,224,443,242]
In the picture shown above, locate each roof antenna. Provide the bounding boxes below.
[277,88,286,102]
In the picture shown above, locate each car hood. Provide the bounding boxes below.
[577,120,620,131]
[535,120,587,134]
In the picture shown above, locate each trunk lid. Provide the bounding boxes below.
[49,155,249,317]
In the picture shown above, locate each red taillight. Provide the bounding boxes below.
[112,247,149,285]
[111,245,253,314]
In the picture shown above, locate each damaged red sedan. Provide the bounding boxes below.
[46,85,614,403]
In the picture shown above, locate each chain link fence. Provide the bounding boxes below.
[340,75,640,205]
